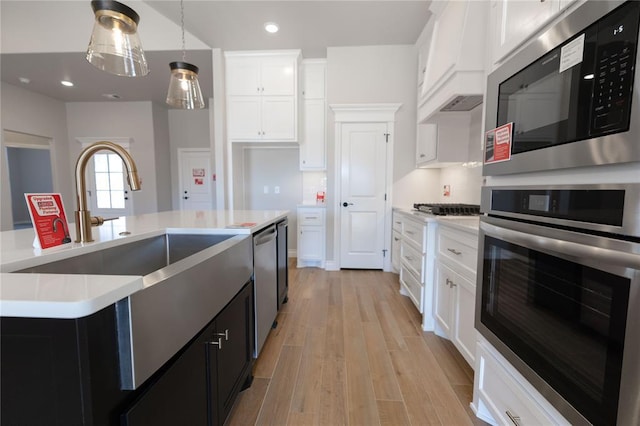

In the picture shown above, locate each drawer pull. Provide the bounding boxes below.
[394,237,400,241]
[405,256,414,261]
[304,216,318,220]
[395,221,402,225]
[208,337,222,349]
[406,231,416,235]
[216,329,229,341]
[506,410,522,426]
[447,248,462,255]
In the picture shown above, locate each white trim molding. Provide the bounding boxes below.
[330,103,402,123]
[75,137,133,149]
[329,103,401,272]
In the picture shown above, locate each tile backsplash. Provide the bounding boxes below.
[302,171,328,204]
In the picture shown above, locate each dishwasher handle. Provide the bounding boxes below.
[254,226,277,246]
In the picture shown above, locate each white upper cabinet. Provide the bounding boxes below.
[416,115,471,168]
[490,0,561,67]
[226,54,297,96]
[225,50,301,142]
[300,59,326,170]
[302,60,326,100]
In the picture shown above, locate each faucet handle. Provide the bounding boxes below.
[90,216,105,226]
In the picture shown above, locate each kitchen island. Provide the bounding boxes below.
[0,209,288,426]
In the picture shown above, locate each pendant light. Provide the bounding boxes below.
[86,1,149,77]
[166,0,205,109]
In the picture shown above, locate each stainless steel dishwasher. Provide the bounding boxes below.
[253,224,278,357]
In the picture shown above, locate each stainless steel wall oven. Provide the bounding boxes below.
[476,184,640,425]
[483,0,640,176]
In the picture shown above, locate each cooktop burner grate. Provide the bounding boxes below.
[413,203,480,216]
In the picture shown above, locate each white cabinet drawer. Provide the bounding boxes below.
[400,264,423,313]
[298,208,324,226]
[477,341,570,426]
[392,215,403,233]
[401,240,423,280]
[438,228,477,277]
[403,220,424,248]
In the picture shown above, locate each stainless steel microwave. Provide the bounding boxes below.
[483,0,640,176]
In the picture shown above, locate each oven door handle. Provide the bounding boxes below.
[481,220,640,269]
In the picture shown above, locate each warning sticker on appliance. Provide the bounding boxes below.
[484,122,513,164]
[559,33,585,73]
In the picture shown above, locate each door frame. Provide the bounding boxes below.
[177,148,213,210]
[2,131,56,230]
[76,137,134,217]
[329,103,401,272]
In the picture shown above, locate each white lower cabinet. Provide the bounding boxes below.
[435,261,476,366]
[473,338,571,426]
[392,210,437,331]
[434,222,479,368]
[297,206,325,268]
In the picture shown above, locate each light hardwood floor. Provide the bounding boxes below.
[227,260,485,426]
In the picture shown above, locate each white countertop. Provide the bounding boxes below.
[393,207,480,233]
[0,210,288,318]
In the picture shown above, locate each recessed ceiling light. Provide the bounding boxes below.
[19,77,30,84]
[264,22,279,34]
[61,80,74,87]
[102,93,121,100]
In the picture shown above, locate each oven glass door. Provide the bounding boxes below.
[480,223,631,426]
[497,1,639,155]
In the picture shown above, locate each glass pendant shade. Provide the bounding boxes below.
[166,62,205,109]
[86,0,149,77]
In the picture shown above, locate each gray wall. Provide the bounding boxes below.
[66,101,163,215]
[0,82,72,231]
[168,109,212,209]
[326,44,422,262]
[152,103,173,212]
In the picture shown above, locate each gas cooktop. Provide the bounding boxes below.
[413,203,480,216]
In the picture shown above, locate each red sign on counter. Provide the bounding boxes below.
[25,193,71,249]
[484,122,513,164]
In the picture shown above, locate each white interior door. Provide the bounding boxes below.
[179,149,213,210]
[340,122,388,269]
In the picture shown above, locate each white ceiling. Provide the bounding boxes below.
[1,1,430,104]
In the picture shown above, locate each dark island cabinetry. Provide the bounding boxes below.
[1,281,254,426]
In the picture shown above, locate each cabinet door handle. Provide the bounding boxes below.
[395,221,402,225]
[419,153,425,158]
[208,337,222,349]
[447,248,462,255]
[446,278,456,288]
[506,411,522,426]
[405,256,414,261]
[216,329,229,341]
[394,237,400,241]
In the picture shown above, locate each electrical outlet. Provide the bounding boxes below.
[274,186,280,194]
[263,186,269,194]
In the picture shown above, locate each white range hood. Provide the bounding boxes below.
[417,0,488,123]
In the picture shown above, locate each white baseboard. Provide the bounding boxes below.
[324,260,339,271]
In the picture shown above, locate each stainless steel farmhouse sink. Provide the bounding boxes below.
[16,232,254,390]
[17,233,235,276]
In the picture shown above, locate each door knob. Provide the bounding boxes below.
[342,202,354,207]
[184,196,189,200]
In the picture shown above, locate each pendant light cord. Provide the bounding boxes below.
[180,0,186,62]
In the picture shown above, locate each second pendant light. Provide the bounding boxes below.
[166,0,204,109]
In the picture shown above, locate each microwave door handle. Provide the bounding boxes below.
[481,222,640,270]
